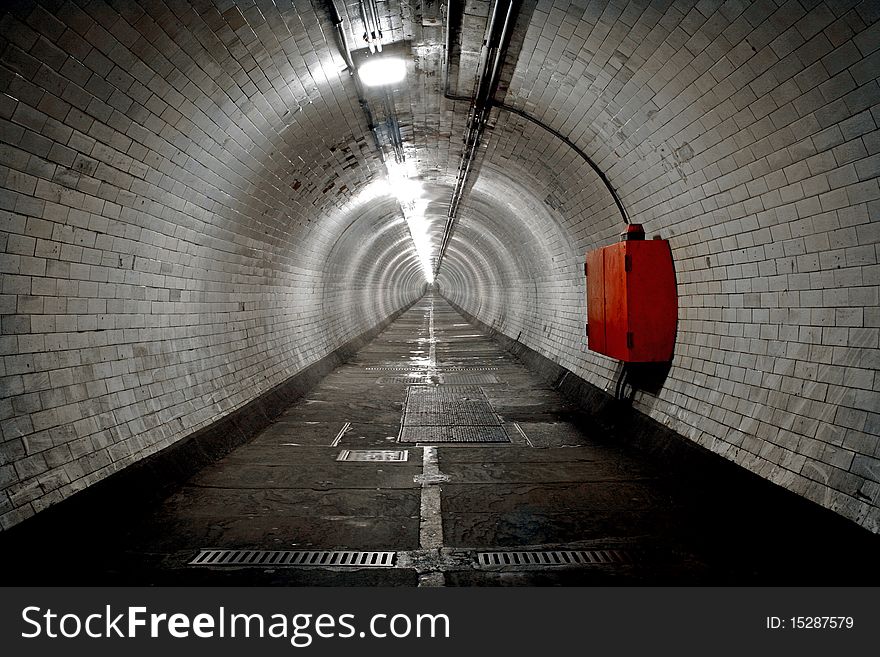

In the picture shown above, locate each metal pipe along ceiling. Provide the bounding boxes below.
[437,0,630,275]
[434,0,518,278]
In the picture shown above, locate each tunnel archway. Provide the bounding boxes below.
[0,0,877,543]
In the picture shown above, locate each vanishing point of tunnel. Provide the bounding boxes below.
[0,0,878,585]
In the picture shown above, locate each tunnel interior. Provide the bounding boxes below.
[0,0,878,584]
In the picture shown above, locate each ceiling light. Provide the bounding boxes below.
[358,57,406,87]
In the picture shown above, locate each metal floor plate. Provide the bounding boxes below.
[189,550,397,568]
[404,407,499,426]
[336,450,409,462]
[404,399,494,415]
[399,426,511,443]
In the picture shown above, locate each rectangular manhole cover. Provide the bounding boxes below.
[189,550,397,567]
[476,549,630,567]
[337,450,409,462]
[399,426,511,443]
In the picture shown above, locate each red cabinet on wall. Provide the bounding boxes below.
[586,224,677,362]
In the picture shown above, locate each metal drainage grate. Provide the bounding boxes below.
[337,450,408,462]
[365,367,423,371]
[399,426,510,443]
[365,345,420,351]
[437,367,498,371]
[439,373,500,384]
[377,376,433,384]
[406,385,485,397]
[189,550,397,568]
[476,549,630,567]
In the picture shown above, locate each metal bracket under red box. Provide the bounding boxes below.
[585,238,677,362]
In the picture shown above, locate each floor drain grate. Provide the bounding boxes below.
[366,367,423,371]
[440,373,499,384]
[337,450,409,462]
[378,376,433,384]
[476,549,630,567]
[189,550,397,568]
[437,367,498,371]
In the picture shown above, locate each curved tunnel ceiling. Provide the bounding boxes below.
[0,0,878,533]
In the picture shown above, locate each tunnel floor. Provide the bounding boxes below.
[10,294,879,586]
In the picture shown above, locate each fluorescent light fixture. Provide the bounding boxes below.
[358,57,406,87]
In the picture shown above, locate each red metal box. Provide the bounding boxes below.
[586,230,677,362]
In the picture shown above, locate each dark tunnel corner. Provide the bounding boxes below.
[0,297,422,568]
[442,294,880,579]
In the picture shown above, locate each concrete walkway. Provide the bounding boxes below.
[21,294,878,585]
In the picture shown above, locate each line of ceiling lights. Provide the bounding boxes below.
[327,0,434,283]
